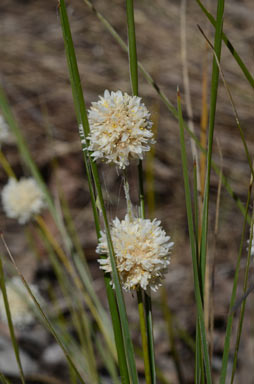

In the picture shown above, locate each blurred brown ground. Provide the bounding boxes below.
[0,0,253,383]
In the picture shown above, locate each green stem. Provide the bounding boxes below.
[137,288,152,384]
[200,0,224,298]
[177,89,212,383]
[125,1,156,382]
[144,291,156,384]
[0,150,16,179]
[105,275,130,384]
[126,0,138,96]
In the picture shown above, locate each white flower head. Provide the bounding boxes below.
[0,277,43,329]
[88,90,155,169]
[1,177,46,224]
[0,115,12,145]
[97,215,174,291]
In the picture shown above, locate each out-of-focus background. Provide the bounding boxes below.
[0,0,253,382]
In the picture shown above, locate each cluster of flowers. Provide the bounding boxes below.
[0,91,173,319]
[88,90,174,292]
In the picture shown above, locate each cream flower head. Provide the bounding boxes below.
[87,90,155,169]
[97,215,173,291]
[1,177,45,224]
[0,277,42,328]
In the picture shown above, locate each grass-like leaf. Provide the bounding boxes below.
[200,0,225,298]
[177,89,212,383]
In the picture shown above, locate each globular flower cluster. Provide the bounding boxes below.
[87,90,155,169]
[1,177,45,224]
[0,277,42,329]
[97,215,174,292]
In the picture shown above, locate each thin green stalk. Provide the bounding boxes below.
[0,150,16,178]
[230,203,254,383]
[194,163,203,384]
[193,161,199,253]
[200,0,224,295]
[0,257,26,384]
[137,288,152,384]
[82,0,250,225]
[195,321,205,384]
[177,89,212,383]
[126,0,138,96]
[125,1,156,382]
[196,0,254,88]
[194,322,200,384]
[58,1,136,381]
[144,291,156,384]
[219,177,253,384]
